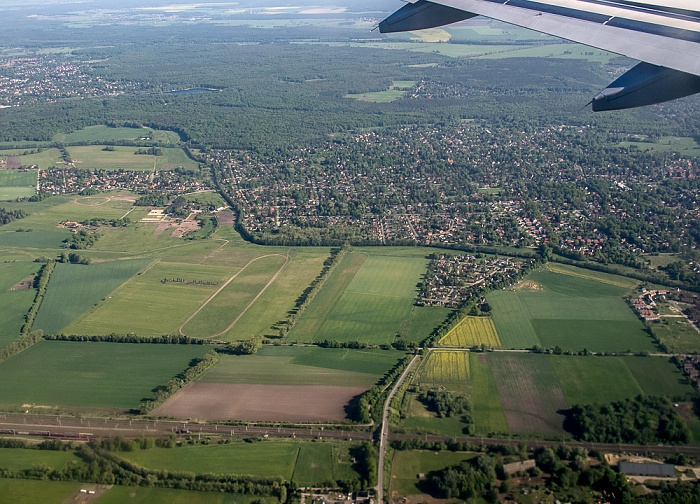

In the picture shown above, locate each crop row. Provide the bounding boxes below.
[439,317,501,348]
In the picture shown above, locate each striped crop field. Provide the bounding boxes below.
[421,350,470,384]
[438,316,501,348]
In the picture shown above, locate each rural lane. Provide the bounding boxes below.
[376,353,421,504]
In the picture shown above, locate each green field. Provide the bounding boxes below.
[0,230,70,249]
[618,135,700,156]
[651,317,700,353]
[390,450,476,497]
[0,148,63,170]
[401,306,451,343]
[469,354,508,434]
[54,125,181,145]
[66,146,198,171]
[33,258,152,334]
[66,260,235,336]
[488,265,653,352]
[0,170,36,200]
[0,448,82,471]
[0,261,39,347]
[97,486,277,504]
[0,340,207,409]
[181,254,288,339]
[345,80,417,103]
[200,346,402,387]
[487,353,567,434]
[289,251,427,344]
[0,479,80,504]
[119,441,360,486]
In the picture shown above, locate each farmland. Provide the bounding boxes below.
[199,346,402,387]
[33,258,152,334]
[0,261,39,347]
[488,264,654,352]
[65,146,198,171]
[118,441,359,486]
[0,169,36,200]
[96,487,277,504]
[0,341,207,410]
[0,448,81,471]
[0,479,81,504]
[288,251,427,345]
[438,316,501,348]
[420,350,470,384]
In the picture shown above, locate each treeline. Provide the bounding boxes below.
[564,395,690,444]
[57,251,90,265]
[139,349,218,414]
[0,331,44,364]
[135,192,168,206]
[276,245,346,338]
[0,208,27,226]
[223,336,263,355]
[350,356,412,424]
[43,333,207,345]
[23,260,54,334]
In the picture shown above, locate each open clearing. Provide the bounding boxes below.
[488,353,567,434]
[488,265,653,352]
[200,346,402,387]
[53,125,181,145]
[438,316,501,348]
[152,382,366,422]
[119,441,358,486]
[180,254,288,339]
[289,251,427,344]
[0,479,80,504]
[66,146,198,171]
[0,170,36,200]
[0,341,207,410]
[391,450,476,497]
[33,258,152,334]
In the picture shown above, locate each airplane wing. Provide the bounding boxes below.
[379,0,700,110]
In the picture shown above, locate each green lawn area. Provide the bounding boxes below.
[199,346,402,388]
[622,356,695,399]
[0,230,70,249]
[401,306,452,344]
[33,258,152,334]
[651,318,700,353]
[0,148,63,170]
[290,251,426,345]
[54,125,181,145]
[618,136,700,157]
[0,340,207,409]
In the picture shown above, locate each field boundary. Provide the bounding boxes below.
[545,263,633,288]
[179,253,289,338]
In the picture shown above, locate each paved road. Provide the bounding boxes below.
[376,354,421,504]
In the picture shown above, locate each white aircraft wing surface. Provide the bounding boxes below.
[379,0,700,110]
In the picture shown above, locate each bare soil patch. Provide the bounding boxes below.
[151,382,366,422]
[171,214,200,238]
[61,484,111,504]
[6,157,21,170]
[10,276,34,291]
[216,210,235,225]
[154,221,176,236]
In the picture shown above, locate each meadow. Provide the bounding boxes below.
[0,448,81,471]
[0,148,63,170]
[96,487,276,504]
[0,479,81,504]
[119,441,359,486]
[0,340,207,409]
[651,317,700,353]
[181,254,288,339]
[199,346,402,388]
[0,170,36,200]
[488,264,654,352]
[0,261,39,347]
[289,251,427,345]
[66,146,198,172]
[33,258,152,334]
[345,80,417,103]
[438,316,501,348]
[53,125,181,145]
[66,260,236,336]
